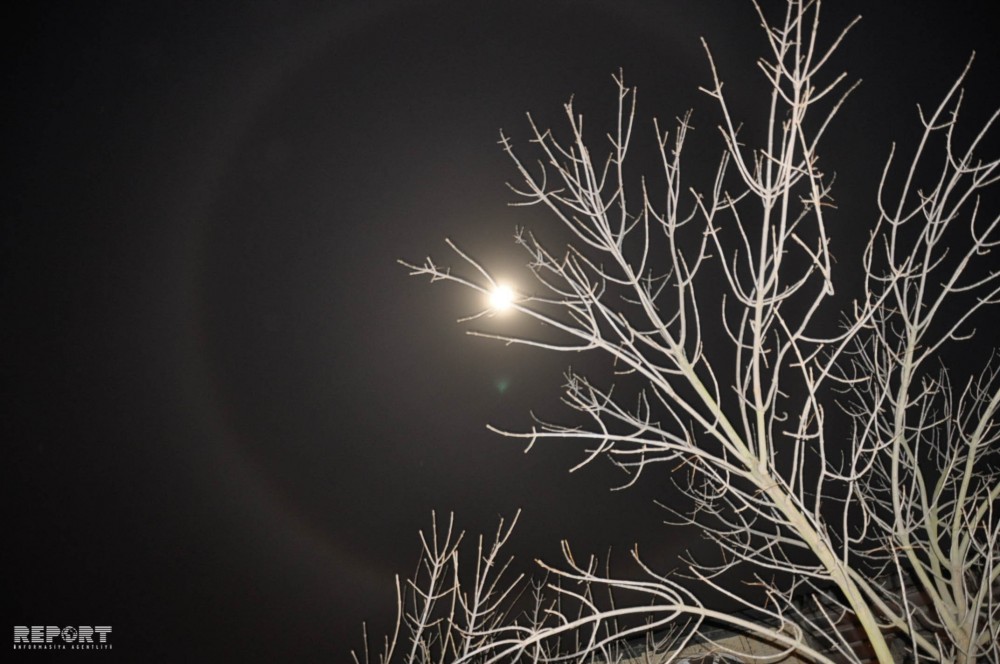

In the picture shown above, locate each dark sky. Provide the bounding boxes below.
[7,1,997,661]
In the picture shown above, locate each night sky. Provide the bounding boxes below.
[7,1,998,661]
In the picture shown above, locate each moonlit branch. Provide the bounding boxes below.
[386,1,1000,662]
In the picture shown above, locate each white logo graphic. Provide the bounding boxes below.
[13,625,112,650]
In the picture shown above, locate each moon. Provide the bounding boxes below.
[489,284,516,312]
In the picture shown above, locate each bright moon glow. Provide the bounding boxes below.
[489,284,516,311]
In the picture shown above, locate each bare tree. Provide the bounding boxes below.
[365,1,1000,662]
